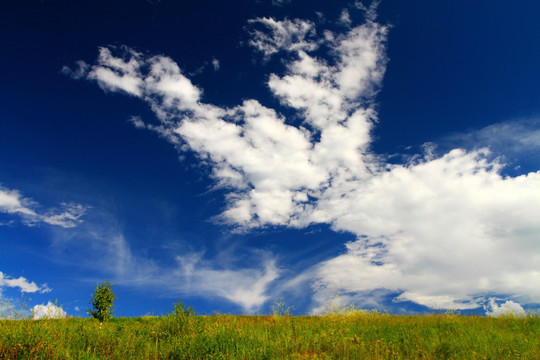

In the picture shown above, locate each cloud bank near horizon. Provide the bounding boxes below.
[67,8,540,312]
[32,301,67,320]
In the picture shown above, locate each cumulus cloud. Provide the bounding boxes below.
[485,298,526,317]
[32,301,67,319]
[0,185,86,228]
[311,149,540,310]
[74,11,387,229]
[0,271,51,294]
[75,7,540,313]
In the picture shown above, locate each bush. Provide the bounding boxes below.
[271,297,294,316]
[172,298,195,317]
[321,293,367,316]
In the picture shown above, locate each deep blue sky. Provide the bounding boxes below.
[1,0,539,317]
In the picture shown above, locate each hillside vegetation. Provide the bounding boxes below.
[1,312,538,359]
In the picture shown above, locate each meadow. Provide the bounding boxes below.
[1,311,538,359]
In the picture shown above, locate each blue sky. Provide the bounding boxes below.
[1,0,540,317]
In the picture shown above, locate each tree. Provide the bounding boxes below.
[88,281,116,323]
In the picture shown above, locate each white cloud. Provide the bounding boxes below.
[271,0,292,7]
[485,298,526,317]
[42,203,87,228]
[0,271,51,294]
[173,252,280,312]
[32,301,67,319]
[51,210,278,313]
[78,12,387,230]
[111,240,280,312]
[310,149,540,310]
[0,187,38,217]
[0,185,86,228]
[211,58,220,71]
[339,9,352,27]
[440,118,540,169]
[247,17,318,59]
[129,115,146,129]
[77,8,540,313]
[61,60,89,80]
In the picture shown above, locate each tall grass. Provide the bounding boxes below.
[0,295,31,320]
[1,312,538,359]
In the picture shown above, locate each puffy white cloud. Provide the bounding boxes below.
[32,301,67,320]
[77,7,540,313]
[0,185,86,228]
[0,271,51,294]
[77,12,387,230]
[485,298,526,317]
[310,149,540,310]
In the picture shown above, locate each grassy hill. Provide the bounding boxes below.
[1,312,538,359]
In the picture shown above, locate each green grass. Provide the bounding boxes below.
[1,313,538,359]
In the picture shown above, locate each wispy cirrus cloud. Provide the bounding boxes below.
[271,0,292,7]
[437,118,540,171]
[68,5,540,313]
[51,208,279,313]
[173,252,279,312]
[0,185,87,228]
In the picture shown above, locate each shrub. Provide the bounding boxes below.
[321,293,367,316]
[271,297,294,316]
[172,298,195,317]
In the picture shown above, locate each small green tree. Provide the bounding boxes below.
[88,281,116,323]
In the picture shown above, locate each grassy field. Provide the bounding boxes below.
[0,312,538,359]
